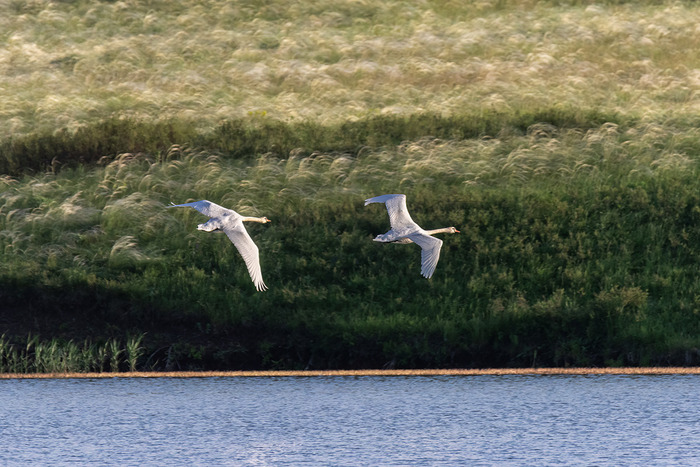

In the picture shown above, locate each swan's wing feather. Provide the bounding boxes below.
[221,221,267,291]
[364,194,417,230]
[169,200,235,219]
[408,232,443,279]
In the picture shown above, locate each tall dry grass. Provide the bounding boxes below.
[1,0,699,141]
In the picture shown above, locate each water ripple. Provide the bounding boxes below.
[1,375,699,466]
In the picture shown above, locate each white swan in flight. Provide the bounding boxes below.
[365,194,459,279]
[169,200,271,292]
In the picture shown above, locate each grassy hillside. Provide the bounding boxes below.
[2,0,699,138]
[1,0,700,371]
[3,125,700,370]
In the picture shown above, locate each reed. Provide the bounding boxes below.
[0,334,146,373]
[126,334,145,372]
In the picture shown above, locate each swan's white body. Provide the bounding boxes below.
[169,200,270,292]
[365,194,459,279]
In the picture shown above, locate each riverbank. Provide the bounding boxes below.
[4,367,700,379]
[2,0,700,372]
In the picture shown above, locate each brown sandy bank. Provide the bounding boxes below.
[2,367,700,379]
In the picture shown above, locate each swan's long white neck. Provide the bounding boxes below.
[241,216,270,224]
[425,227,458,235]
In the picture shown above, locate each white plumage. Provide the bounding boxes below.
[169,200,270,292]
[365,194,459,279]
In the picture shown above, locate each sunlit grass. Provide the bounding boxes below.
[1,0,700,141]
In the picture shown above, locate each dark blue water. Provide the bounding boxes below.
[1,375,699,465]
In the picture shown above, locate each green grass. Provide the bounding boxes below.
[2,0,700,371]
[0,108,625,174]
[2,123,700,370]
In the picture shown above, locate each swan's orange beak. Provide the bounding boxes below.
[455,229,460,233]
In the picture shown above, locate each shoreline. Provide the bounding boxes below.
[2,367,700,379]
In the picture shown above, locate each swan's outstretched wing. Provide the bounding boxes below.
[407,232,443,279]
[221,221,267,292]
[364,194,418,231]
[169,200,235,219]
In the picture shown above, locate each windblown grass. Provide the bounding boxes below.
[2,0,700,371]
[1,0,699,142]
[2,121,700,370]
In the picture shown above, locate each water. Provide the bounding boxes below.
[1,375,699,466]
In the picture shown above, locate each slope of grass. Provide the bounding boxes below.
[2,0,700,371]
[2,0,699,141]
[2,122,700,370]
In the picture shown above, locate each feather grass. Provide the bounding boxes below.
[3,0,700,370]
[2,122,700,369]
[2,0,700,144]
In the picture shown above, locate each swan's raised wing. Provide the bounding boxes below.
[364,194,418,231]
[221,221,267,292]
[407,232,443,279]
[169,200,235,219]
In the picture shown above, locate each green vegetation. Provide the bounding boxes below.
[3,124,700,370]
[0,333,145,373]
[1,0,700,371]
